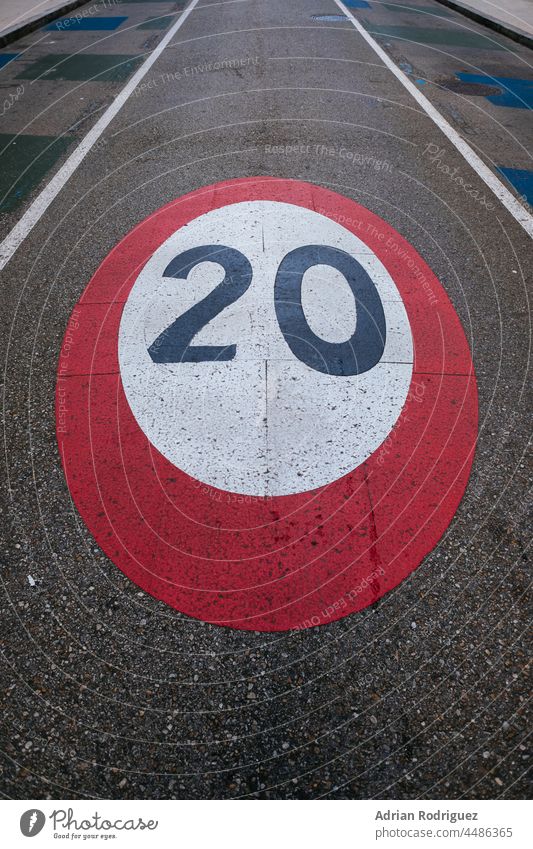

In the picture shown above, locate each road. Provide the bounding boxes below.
[0,0,531,799]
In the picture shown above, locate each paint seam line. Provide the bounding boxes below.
[0,0,201,273]
[334,0,533,239]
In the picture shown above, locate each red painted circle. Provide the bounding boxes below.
[56,177,477,631]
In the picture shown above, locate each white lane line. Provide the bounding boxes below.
[334,0,533,239]
[0,0,201,272]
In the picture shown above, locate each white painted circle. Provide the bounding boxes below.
[118,201,413,496]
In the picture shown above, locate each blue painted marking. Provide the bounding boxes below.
[46,16,128,31]
[0,54,19,69]
[344,0,371,6]
[497,167,533,206]
[457,73,533,109]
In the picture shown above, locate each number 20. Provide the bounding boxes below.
[148,243,386,376]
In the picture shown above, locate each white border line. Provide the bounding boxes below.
[0,0,201,271]
[334,0,533,239]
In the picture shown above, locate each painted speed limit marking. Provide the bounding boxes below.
[120,199,412,495]
[56,177,477,631]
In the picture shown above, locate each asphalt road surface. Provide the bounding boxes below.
[0,0,531,799]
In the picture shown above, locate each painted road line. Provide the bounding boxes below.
[56,177,477,631]
[334,0,533,239]
[0,0,200,273]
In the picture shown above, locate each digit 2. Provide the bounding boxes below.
[148,245,253,363]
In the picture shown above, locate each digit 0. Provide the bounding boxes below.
[274,245,386,375]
